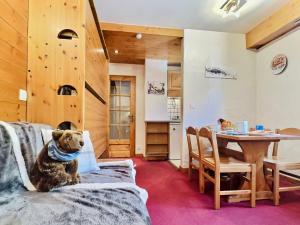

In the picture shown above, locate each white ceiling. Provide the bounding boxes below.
[95,0,289,33]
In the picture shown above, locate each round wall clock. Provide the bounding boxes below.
[271,54,288,75]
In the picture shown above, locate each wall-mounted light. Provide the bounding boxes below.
[114,49,119,55]
[136,33,142,40]
[96,48,104,53]
[219,0,247,18]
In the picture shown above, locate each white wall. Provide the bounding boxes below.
[181,29,256,167]
[145,59,169,121]
[109,63,145,155]
[256,28,300,171]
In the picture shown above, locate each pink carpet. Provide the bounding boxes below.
[134,158,300,225]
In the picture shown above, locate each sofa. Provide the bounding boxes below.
[0,122,151,225]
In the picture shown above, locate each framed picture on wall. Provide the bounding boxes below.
[204,66,236,80]
[271,54,288,75]
[147,81,165,95]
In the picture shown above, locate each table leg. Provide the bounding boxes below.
[217,138,228,149]
[228,141,273,202]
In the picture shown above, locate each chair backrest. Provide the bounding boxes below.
[273,128,300,156]
[198,127,220,167]
[186,127,201,159]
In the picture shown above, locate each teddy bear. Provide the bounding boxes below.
[30,130,84,192]
[218,118,233,130]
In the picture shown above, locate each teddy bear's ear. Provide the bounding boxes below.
[52,130,64,140]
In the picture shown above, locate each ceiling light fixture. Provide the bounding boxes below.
[114,49,119,54]
[219,0,247,18]
[136,33,142,40]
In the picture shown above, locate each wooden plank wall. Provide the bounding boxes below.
[246,0,300,49]
[27,0,85,129]
[85,0,109,158]
[0,0,28,121]
[85,89,108,157]
[85,3,108,101]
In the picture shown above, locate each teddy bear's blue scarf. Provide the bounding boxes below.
[48,140,80,162]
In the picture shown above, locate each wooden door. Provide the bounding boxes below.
[109,76,136,158]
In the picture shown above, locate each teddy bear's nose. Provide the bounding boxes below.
[79,141,84,146]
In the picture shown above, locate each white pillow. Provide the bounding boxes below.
[78,131,100,173]
[41,129,100,173]
[41,128,53,144]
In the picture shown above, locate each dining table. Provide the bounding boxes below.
[216,133,300,202]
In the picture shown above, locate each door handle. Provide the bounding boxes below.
[129,115,135,122]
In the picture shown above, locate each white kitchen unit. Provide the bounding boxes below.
[169,123,182,160]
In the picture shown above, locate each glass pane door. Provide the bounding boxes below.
[110,80,131,140]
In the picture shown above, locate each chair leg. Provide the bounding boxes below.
[250,164,256,208]
[273,166,280,206]
[263,165,268,177]
[199,164,205,193]
[188,158,192,180]
[214,172,221,210]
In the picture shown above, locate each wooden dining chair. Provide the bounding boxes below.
[264,128,300,206]
[198,127,256,209]
[186,127,201,180]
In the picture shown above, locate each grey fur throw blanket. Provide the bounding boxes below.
[0,122,151,225]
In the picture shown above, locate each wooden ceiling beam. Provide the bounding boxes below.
[100,22,184,37]
[246,0,300,50]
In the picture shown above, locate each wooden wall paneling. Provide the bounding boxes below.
[28,0,109,154]
[0,39,27,70]
[0,76,25,104]
[0,0,28,36]
[85,89,107,158]
[6,0,29,20]
[100,22,184,37]
[103,30,182,65]
[28,0,57,126]
[85,1,109,102]
[56,96,83,127]
[28,0,85,129]
[0,102,26,121]
[246,0,300,49]
[0,13,27,53]
[56,0,86,129]
[54,0,85,130]
[55,35,85,129]
[0,0,28,121]
[84,0,109,158]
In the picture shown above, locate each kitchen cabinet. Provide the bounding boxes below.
[167,69,181,97]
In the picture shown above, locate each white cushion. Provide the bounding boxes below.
[41,128,53,144]
[78,131,100,173]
